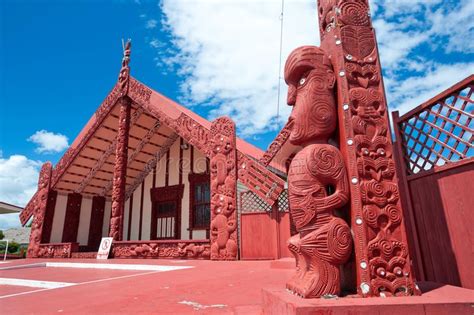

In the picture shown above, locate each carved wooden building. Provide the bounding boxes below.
[20,42,293,260]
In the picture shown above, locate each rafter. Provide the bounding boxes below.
[124,133,179,199]
[75,107,144,194]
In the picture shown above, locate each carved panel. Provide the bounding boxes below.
[26,162,53,258]
[112,240,210,259]
[109,97,132,241]
[37,242,79,258]
[209,117,238,260]
[317,0,418,297]
[259,120,293,166]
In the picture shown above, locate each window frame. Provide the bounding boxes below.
[149,184,184,240]
[188,172,211,231]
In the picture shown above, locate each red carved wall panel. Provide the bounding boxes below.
[41,190,57,244]
[112,240,210,259]
[26,162,53,257]
[317,0,418,297]
[88,196,106,251]
[209,117,238,260]
[37,242,79,258]
[62,193,82,243]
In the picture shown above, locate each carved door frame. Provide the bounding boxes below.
[150,185,184,240]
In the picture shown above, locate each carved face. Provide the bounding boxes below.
[318,0,337,33]
[284,46,337,146]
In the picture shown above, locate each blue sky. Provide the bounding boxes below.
[0,0,473,228]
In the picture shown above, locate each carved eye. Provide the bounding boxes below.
[362,148,370,156]
[377,148,386,156]
[299,77,306,86]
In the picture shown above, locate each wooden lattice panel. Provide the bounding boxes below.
[239,189,289,213]
[277,189,289,212]
[396,76,473,175]
[240,190,272,213]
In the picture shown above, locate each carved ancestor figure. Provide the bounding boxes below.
[285,46,352,298]
[209,117,238,260]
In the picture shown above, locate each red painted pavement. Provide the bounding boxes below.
[0,259,293,314]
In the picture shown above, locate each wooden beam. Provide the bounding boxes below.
[124,134,179,200]
[75,107,144,194]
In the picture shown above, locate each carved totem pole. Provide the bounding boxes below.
[284,0,419,298]
[109,40,132,241]
[26,162,53,257]
[317,0,419,297]
[285,46,352,298]
[209,117,238,260]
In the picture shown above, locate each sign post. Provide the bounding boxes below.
[96,237,113,260]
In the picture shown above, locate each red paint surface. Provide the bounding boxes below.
[241,213,278,259]
[240,211,292,260]
[0,259,293,314]
[407,161,474,289]
[262,282,474,315]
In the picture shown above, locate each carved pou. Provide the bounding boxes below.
[285,46,352,298]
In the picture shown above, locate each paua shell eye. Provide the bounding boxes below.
[299,77,306,86]
[377,148,386,156]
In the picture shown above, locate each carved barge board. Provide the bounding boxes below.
[317,0,418,297]
[26,162,53,258]
[259,120,293,166]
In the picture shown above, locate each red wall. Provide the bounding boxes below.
[408,161,474,289]
[240,211,291,260]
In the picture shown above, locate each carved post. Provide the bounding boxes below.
[27,162,53,257]
[109,39,132,241]
[109,97,131,241]
[209,117,238,260]
[284,46,352,298]
[317,0,419,296]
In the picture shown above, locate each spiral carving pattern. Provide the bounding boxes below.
[339,1,370,26]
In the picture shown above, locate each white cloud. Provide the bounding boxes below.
[149,38,162,48]
[28,130,69,154]
[146,19,158,29]
[152,0,473,138]
[0,154,42,208]
[160,0,318,136]
[386,62,474,115]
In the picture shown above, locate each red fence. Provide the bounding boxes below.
[392,75,473,289]
[239,189,292,260]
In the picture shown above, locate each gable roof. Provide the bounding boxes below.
[47,77,285,202]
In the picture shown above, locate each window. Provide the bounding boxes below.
[189,173,211,229]
[150,185,184,240]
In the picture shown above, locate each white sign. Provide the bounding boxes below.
[96,237,113,260]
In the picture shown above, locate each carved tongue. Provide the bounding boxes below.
[357,76,369,88]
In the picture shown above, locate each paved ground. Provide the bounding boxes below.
[0,258,293,314]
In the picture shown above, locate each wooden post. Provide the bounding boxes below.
[392,111,425,281]
[209,117,238,260]
[109,96,131,241]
